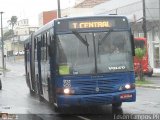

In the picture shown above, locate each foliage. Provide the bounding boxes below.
[135,47,146,80]
[135,79,152,85]
[3,29,14,40]
[8,16,18,30]
[135,48,146,59]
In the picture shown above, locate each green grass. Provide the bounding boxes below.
[135,80,153,85]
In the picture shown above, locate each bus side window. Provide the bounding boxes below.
[44,33,47,60]
[34,37,37,61]
[41,34,45,60]
[49,35,54,57]
[46,32,49,60]
[34,38,37,49]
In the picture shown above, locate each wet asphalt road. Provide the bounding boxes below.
[0,59,160,120]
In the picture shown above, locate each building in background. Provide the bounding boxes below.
[39,10,57,27]
[61,0,109,17]
[4,19,39,56]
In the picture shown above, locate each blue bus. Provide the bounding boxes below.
[24,15,136,111]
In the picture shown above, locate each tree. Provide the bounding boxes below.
[7,16,18,59]
[8,16,18,31]
[135,47,146,80]
[3,29,14,40]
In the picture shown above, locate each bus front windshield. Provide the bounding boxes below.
[56,31,133,75]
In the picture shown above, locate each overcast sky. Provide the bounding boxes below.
[0,0,75,27]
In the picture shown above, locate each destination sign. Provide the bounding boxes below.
[56,17,128,33]
[69,21,111,29]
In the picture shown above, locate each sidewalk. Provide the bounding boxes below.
[136,74,160,89]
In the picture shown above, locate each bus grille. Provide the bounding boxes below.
[72,78,120,95]
[84,95,113,105]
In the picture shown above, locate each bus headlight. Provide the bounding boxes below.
[125,84,131,89]
[119,84,135,91]
[64,88,70,94]
[56,88,75,95]
[64,88,75,94]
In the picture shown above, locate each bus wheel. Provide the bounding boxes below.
[53,103,61,112]
[112,102,122,109]
[0,79,2,90]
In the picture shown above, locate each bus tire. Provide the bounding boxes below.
[112,102,122,108]
[53,104,62,113]
[30,89,36,96]
[0,79,2,90]
[53,105,59,112]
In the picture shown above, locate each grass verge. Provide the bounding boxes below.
[135,80,153,85]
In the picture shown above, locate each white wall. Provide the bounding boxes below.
[93,0,142,22]
[62,8,93,17]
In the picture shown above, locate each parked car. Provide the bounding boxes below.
[19,50,24,55]
[14,51,19,56]
[13,51,24,56]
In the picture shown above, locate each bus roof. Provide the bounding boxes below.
[55,15,128,21]
[33,15,129,36]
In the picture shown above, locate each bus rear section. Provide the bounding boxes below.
[51,16,136,109]
[134,37,153,77]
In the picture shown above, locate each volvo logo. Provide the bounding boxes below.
[108,66,126,70]
[95,87,99,92]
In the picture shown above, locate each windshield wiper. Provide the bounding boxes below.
[98,28,113,45]
[72,30,89,57]
[72,30,89,47]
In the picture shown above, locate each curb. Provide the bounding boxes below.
[136,84,160,89]
[152,74,160,77]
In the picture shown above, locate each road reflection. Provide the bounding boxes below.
[1,106,139,120]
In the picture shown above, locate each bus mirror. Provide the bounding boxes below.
[131,34,135,56]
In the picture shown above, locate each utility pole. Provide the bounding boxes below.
[142,0,147,38]
[0,11,5,70]
[57,0,61,18]
[159,0,160,68]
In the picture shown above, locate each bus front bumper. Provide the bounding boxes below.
[56,89,136,107]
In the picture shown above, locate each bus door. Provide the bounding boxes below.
[36,40,43,96]
[40,34,49,101]
[24,43,31,88]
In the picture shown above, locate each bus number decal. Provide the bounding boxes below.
[63,80,71,88]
